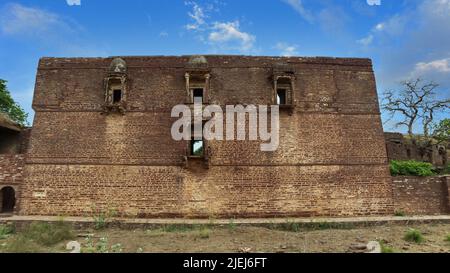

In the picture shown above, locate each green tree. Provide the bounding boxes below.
[432,118,450,144]
[0,79,28,126]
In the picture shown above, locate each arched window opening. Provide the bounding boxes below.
[1,186,15,213]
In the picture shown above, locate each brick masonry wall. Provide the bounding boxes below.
[19,56,394,218]
[393,176,450,215]
[385,133,448,167]
[0,154,25,186]
[0,154,25,213]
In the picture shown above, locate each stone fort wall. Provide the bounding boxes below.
[18,56,393,218]
[393,176,450,215]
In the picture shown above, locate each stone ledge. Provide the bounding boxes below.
[1,215,450,230]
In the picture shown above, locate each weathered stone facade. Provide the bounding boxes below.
[0,114,30,214]
[385,132,448,168]
[16,55,393,218]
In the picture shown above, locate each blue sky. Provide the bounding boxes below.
[0,0,449,131]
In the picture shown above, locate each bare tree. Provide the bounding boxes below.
[422,100,450,138]
[382,78,449,140]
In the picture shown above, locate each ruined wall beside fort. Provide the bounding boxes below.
[393,176,450,215]
[0,126,30,213]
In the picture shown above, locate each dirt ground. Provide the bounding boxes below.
[2,222,449,253]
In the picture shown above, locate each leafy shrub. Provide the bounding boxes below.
[92,209,117,230]
[404,228,424,244]
[0,224,15,239]
[445,234,450,242]
[444,165,450,175]
[379,240,394,253]
[390,160,436,176]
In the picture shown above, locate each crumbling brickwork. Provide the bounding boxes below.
[385,132,448,167]
[393,176,450,215]
[0,122,30,213]
[19,55,393,218]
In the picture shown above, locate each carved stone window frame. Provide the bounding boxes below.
[273,74,295,106]
[104,58,128,114]
[185,71,211,104]
[104,74,127,113]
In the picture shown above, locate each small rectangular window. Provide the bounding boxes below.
[193,88,204,103]
[190,122,205,157]
[113,89,122,103]
[277,89,287,105]
[190,140,204,156]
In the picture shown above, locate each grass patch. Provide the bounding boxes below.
[145,228,166,237]
[82,236,123,253]
[404,228,425,244]
[0,224,15,239]
[276,220,301,232]
[92,209,117,230]
[22,221,74,246]
[379,240,395,253]
[267,220,356,232]
[3,235,42,253]
[161,224,197,233]
[445,234,450,242]
[196,228,211,239]
[227,219,237,231]
[144,224,212,239]
[394,211,406,217]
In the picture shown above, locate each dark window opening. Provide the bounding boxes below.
[193,88,204,103]
[113,89,122,104]
[190,140,204,156]
[1,186,15,213]
[189,122,205,157]
[277,89,287,105]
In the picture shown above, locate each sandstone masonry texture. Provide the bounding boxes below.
[17,55,394,218]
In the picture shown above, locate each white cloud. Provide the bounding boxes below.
[185,1,207,30]
[184,1,256,52]
[66,0,81,6]
[357,34,374,46]
[376,14,408,36]
[159,31,169,38]
[0,3,61,35]
[375,23,384,31]
[282,0,314,23]
[275,42,299,56]
[209,21,255,52]
[414,58,450,74]
[357,14,407,47]
[387,0,450,83]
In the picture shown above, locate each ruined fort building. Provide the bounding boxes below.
[1,55,394,218]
